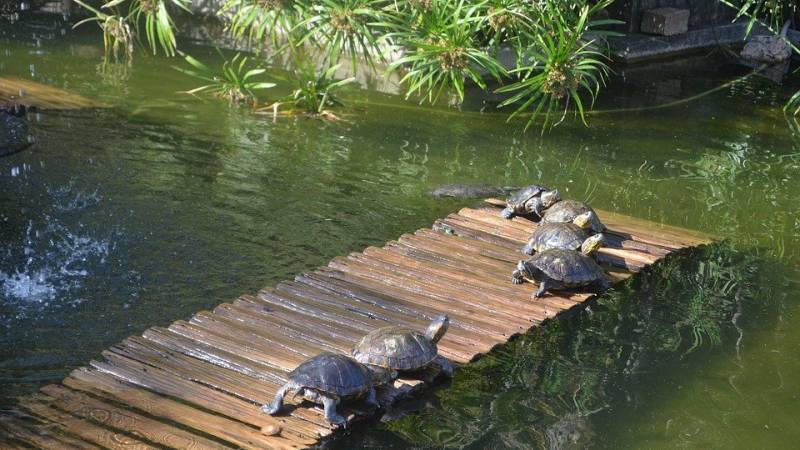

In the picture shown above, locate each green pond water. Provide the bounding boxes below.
[2,11,800,449]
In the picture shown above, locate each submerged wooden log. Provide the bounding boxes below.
[2,202,713,449]
[0,77,105,110]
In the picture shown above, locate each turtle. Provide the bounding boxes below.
[511,247,610,299]
[500,185,561,220]
[352,315,453,382]
[431,184,516,199]
[541,199,605,233]
[521,211,605,255]
[262,352,392,427]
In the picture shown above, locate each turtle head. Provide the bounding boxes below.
[540,189,561,209]
[581,233,604,256]
[572,211,594,229]
[425,315,449,344]
[521,239,536,255]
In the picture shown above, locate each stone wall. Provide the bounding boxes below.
[607,0,737,33]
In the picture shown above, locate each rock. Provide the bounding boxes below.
[260,424,282,436]
[431,184,515,199]
[741,35,793,64]
[0,106,32,157]
[641,8,690,36]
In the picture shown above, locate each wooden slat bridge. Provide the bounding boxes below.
[0,201,712,449]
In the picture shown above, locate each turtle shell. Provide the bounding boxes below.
[288,353,372,398]
[529,248,607,287]
[529,223,589,253]
[542,200,605,233]
[352,326,437,371]
[506,184,548,210]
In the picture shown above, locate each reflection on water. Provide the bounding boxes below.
[335,244,790,449]
[1,12,800,449]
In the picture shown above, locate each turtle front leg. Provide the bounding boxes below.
[500,207,515,219]
[533,280,550,299]
[262,382,292,415]
[434,355,454,378]
[321,396,347,427]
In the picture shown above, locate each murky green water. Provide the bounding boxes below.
[2,11,800,449]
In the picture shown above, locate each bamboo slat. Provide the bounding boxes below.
[2,202,712,449]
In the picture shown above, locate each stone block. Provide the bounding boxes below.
[641,8,690,36]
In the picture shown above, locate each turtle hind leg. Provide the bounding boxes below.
[322,396,347,427]
[596,276,611,292]
[262,382,293,415]
[500,207,516,219]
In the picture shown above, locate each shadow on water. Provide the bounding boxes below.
[332,243,793,449]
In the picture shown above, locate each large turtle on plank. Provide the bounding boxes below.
[352,315,453,382]
[512,246,610,299]
[522,212,605,255]
[542,199,605,233]
[500,185,561,220]
[262,352,390,427]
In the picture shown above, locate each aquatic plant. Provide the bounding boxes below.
[73,1,135,62]
[175,52,275,105]
[385,0,507,104]
[496,0,615,131]
[73,0,189,59]
[267,56,356,116]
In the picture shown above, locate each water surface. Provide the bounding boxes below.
[2,12,800,449]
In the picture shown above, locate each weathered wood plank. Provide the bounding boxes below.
[64,369,307,449]
[18,395,160,450]
[0,413,103,450]
[39,384,226,450]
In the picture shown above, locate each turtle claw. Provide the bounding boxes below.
[500,207,515,219]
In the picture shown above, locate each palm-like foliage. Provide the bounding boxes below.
[386,0,506,104]
[221,0,304,54]
[301,0,389,72]
[497,0,615,132]
[175,52,276,105]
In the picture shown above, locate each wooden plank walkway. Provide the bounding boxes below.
[0,202,712,449]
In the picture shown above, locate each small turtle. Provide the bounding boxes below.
[522,212,605,255]
[512,245,609,299]
[352,315,453,382]
[541,199,605,233]
[262,352,390,427]
[500,185,561,220]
